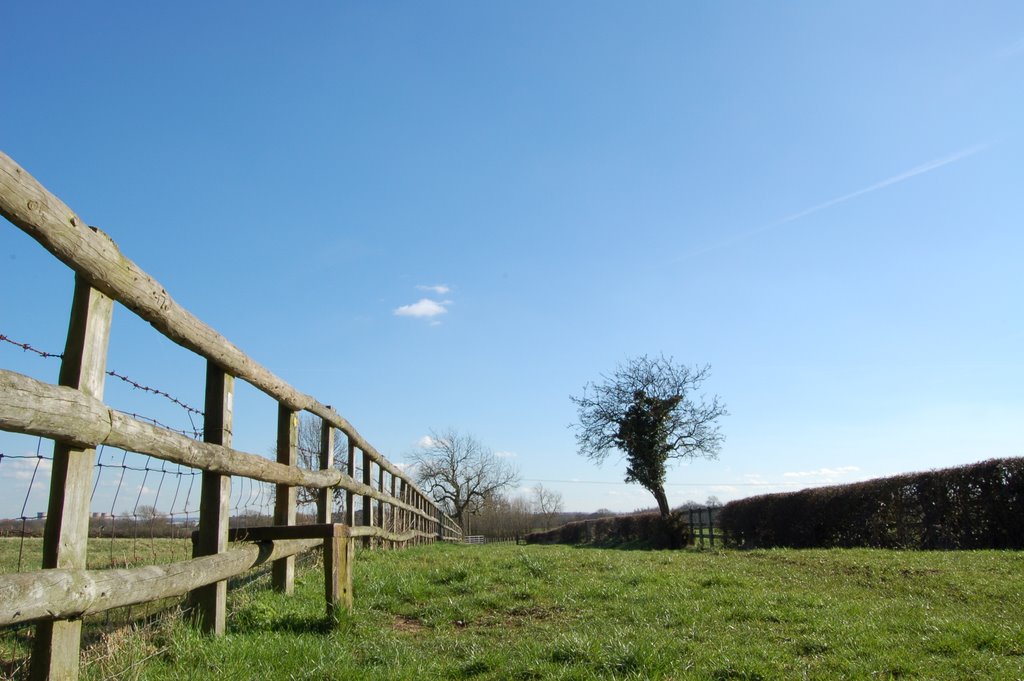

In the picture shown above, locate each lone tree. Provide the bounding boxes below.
[571,355,727,517]
[408,428,519,528]
[532,483,564,530]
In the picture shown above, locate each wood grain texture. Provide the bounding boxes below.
[0,538,322,627]
[32,278,112,681]
[273,405,298,594]
[324,534,353,619]
[191,364,233,635]
[317,421,335,524]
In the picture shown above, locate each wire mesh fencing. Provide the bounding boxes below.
[0,333,285,677]
[0,331,407,677]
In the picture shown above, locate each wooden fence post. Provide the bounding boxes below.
[190,362,234,635]
[389,474,397,549]
[345,439,355,526]
[396,479,406,545]
[377,466,385,545]
[30,276,113,681]
[419,494,425,545]
[273,405,298,593]
[317,421,334,524]
[317,422,351,619]
[361,450,372,548]
[688,508,695,547]
[409,488,416,545]
[325,524,353,620]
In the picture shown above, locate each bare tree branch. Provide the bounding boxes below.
[407,428,520,528]
[532,484,564,530]
[294,413,347,512]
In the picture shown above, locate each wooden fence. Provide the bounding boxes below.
[0,151,462,680]
[687,505,724,548]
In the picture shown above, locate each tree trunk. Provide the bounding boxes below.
[651,485,670,518]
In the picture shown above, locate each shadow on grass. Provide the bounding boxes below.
[533,538,723,551]
[568,540,664,551]
[267,613,336,635]
[231,612,336,636]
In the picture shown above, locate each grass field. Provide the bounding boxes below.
[0,536,193,573]
[0,536,205,679]
[3,541,1024,679]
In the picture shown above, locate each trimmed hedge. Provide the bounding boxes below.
[720,457,1024,549]
[525,511,690,549]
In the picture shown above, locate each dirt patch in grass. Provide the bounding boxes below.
[476,604,562,629]
[392,615,426,634]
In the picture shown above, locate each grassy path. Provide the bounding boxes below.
[11,542,1024,679]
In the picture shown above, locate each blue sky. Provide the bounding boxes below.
[1,2,1022,518]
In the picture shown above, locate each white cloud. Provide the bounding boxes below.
[0,456,52,481]
[417,284,451,295]
[416,435,436,449]
[494,450,517,459]
[394,299,449,318]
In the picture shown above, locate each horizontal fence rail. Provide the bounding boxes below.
[0,369,442,525]
[0,151,462,680]
[0,538,323,628]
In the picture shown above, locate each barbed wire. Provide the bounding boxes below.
[1,331,204,435]
[1,334,270,669]
[0,333,62,359]
[105,369,203,417]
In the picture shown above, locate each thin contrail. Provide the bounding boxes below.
[997,35,1024,60]
[684,142,991,258]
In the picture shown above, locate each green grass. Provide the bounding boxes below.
[0,536,199,678]
[0,536,193,572]
[3,541,1024,679]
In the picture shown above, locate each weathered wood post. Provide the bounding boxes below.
[408,484,415,546]
[415,489,422,544]
[317,420,334,526]
[273,405,298,593]
[325,524,354,619]
[417,493,424,545]
[361,451,373,548]
[190,362,234,635]
[396,479,406,546]
[318,421,351,619]
[389,474,398,549]
[30,276,113,681]
[377,466,385,545]
[345,440,356,526]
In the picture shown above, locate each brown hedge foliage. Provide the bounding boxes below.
[525,511,690,549]
[719,457,1024,549]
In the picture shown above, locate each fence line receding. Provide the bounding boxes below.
[0,151,462,680]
